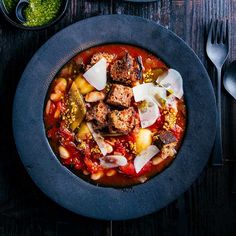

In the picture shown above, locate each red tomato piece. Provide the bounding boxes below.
[45,101,57,126]
[173,125,183,140]
[61,142,83,170]
[148,115,165,132]
[137,161,153,176]
[58,124,74,142]
[84,157,101,174]
[47,126,59,141]
[120,161,153,177]
[119,162,136,176]
[48,101,56,115]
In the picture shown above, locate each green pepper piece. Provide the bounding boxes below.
[68,82,86,131]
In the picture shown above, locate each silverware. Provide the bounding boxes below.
[223,60,236,193]
[206,19,229,166]
[223,61,236,100]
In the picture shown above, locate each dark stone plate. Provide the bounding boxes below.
[13,15,216,220]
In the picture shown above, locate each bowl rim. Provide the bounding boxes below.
[0,0,69,30]
[12,15,216,220]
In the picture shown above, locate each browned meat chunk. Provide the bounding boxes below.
[106,84,133,108]
[155,131,177,149]
[136,56,144,80]
[86,52,116,70]
[161,143,176,159]
[86,101,110,129]
[91,52,116,65]
[110,53,143,85]
[59,61,85,77]
[108,107,135,134]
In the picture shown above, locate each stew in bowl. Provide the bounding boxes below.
[44,44,186,187]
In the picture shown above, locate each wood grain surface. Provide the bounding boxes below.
[0,0,236,235]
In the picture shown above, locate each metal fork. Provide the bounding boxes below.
[206,19,229,166]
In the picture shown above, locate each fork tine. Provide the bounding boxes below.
[214,20,220,43]
[219,21,224,43]
[225,19,229,45]
[207,19,214,44]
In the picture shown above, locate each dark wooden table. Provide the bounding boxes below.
[1,0,236,235]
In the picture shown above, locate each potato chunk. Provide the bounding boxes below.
[76,122,91,140]
[74,75,95,95]
[136,129,152,154]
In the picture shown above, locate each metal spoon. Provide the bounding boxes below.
[223,60,236,194]
[15,0,29,23]
[224,61,236,100]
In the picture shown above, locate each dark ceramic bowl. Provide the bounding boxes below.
[0,0,68,30]
[13,15,216,220]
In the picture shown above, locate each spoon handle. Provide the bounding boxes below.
[212,67,223,166]
[232,165,236,194]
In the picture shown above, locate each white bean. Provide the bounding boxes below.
[85,91,105,102]
[59,146,70,159]
[91,171,104,180]
[83,170,90,175]
[50,93,63,102]
[45,100,52,115]
[54,78,67,93]
[106,169,116,177]
[152,156,164,165]
[138,176,148,183]
[105,142,113,154]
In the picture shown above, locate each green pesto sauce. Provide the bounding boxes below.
[3,0,61,27]
[23,0,62,27]
[3,0,18,13]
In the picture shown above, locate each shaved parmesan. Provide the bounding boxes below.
[83,58,107,91]
[132,83,167,107]
[134,145,160,173]
[166,94,178,111]
[100,155,127,169]
[138,97,160,128]
[132,73,182,128]
[150,86,167,107]
[86,122,107,156]
[157,69,183,99]
[132,83,154,102]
